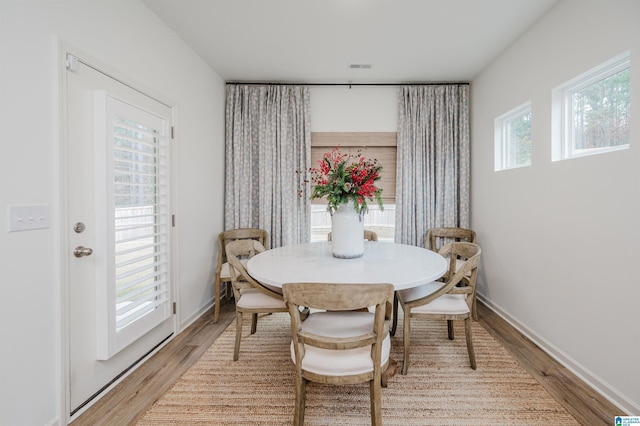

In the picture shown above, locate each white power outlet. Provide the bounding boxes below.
[8,204,50,232]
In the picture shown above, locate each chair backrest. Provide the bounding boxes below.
[363,230,379,241]
[327,230,378,241]
[282,282,393,374]
[405,242,481,309]
[439,242,481,288]
[216,228,269,274]
[425,227,476,252]
[225,239,281,299]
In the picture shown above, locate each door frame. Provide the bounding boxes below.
[58,41,180,424]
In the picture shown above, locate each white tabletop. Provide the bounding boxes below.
[247,241,448,291]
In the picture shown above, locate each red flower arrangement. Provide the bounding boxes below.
[310,147,383,214]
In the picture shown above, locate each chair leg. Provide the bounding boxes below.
[213,274,221,323]
[390,292,399,336]
[380,363,388,388]
[472,289,478,321]
[370,377,382,426]
[250,313,258,334]
[233,311,243,361]
[225,281,233,302]
[447,319,454,340]
[294,374,306,426]
[402,309,411,375]
[464,317,477,370]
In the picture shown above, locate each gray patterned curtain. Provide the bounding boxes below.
[225,84,311,248]
[395,85,470,246]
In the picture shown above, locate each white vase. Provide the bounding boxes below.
[331,202,364,259]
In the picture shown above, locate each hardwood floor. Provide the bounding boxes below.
[71,302,236,426]
[477,304,620,425]
[72,301,619,425]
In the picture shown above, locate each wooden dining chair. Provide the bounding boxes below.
[396,242,481,375]
[425,227,479,319]
[327,229,378,241]
[226,239,287,361]
[425,227,476,252]
[213,228,269,323]
[282,282,394,426]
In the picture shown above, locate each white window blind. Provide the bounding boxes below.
[95,92,172,360]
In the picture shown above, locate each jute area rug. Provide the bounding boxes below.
[137,313,579,425]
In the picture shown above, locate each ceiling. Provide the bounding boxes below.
[143,0,559,84]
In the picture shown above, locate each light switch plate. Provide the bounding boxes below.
[8,204,50,232]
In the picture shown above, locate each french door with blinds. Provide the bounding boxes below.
[94,92,172,360]
[66,53,175,415]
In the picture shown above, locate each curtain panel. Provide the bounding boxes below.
[395,85,470,246]
[224,84,311,248]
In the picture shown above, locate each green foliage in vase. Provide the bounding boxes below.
[309,147,383,214]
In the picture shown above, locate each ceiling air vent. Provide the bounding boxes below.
[349,64,373,69]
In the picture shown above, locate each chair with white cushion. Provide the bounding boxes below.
[425,227,479,319]
[282,282,394,426]
[213,228,269,323]
[397,242,481,375]
[226,239,287,361]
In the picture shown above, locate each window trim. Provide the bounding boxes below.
[552,51,631,162]
[494,101,532,172]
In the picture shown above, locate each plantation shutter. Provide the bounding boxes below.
[95,92,172,360]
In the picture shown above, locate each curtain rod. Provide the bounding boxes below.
[226,82,469,87]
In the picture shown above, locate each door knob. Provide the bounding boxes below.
[74,246,93,258]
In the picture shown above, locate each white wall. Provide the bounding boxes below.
[310,86,397,132]
[0,1,225,424]
[471,0,640,414]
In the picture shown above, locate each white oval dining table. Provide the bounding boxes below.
[247,241,448,290]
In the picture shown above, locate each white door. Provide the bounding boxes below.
[64,53,175,415]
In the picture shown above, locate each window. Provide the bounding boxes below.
[310,132,396,241]
[310,204,396,241]
[95,92,172,360]
[494,101,532,171]
[552,51,631,161]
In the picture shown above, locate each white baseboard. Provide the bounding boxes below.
[477,293,639,415]
[44,416,60,426]
[179,299,215,332]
